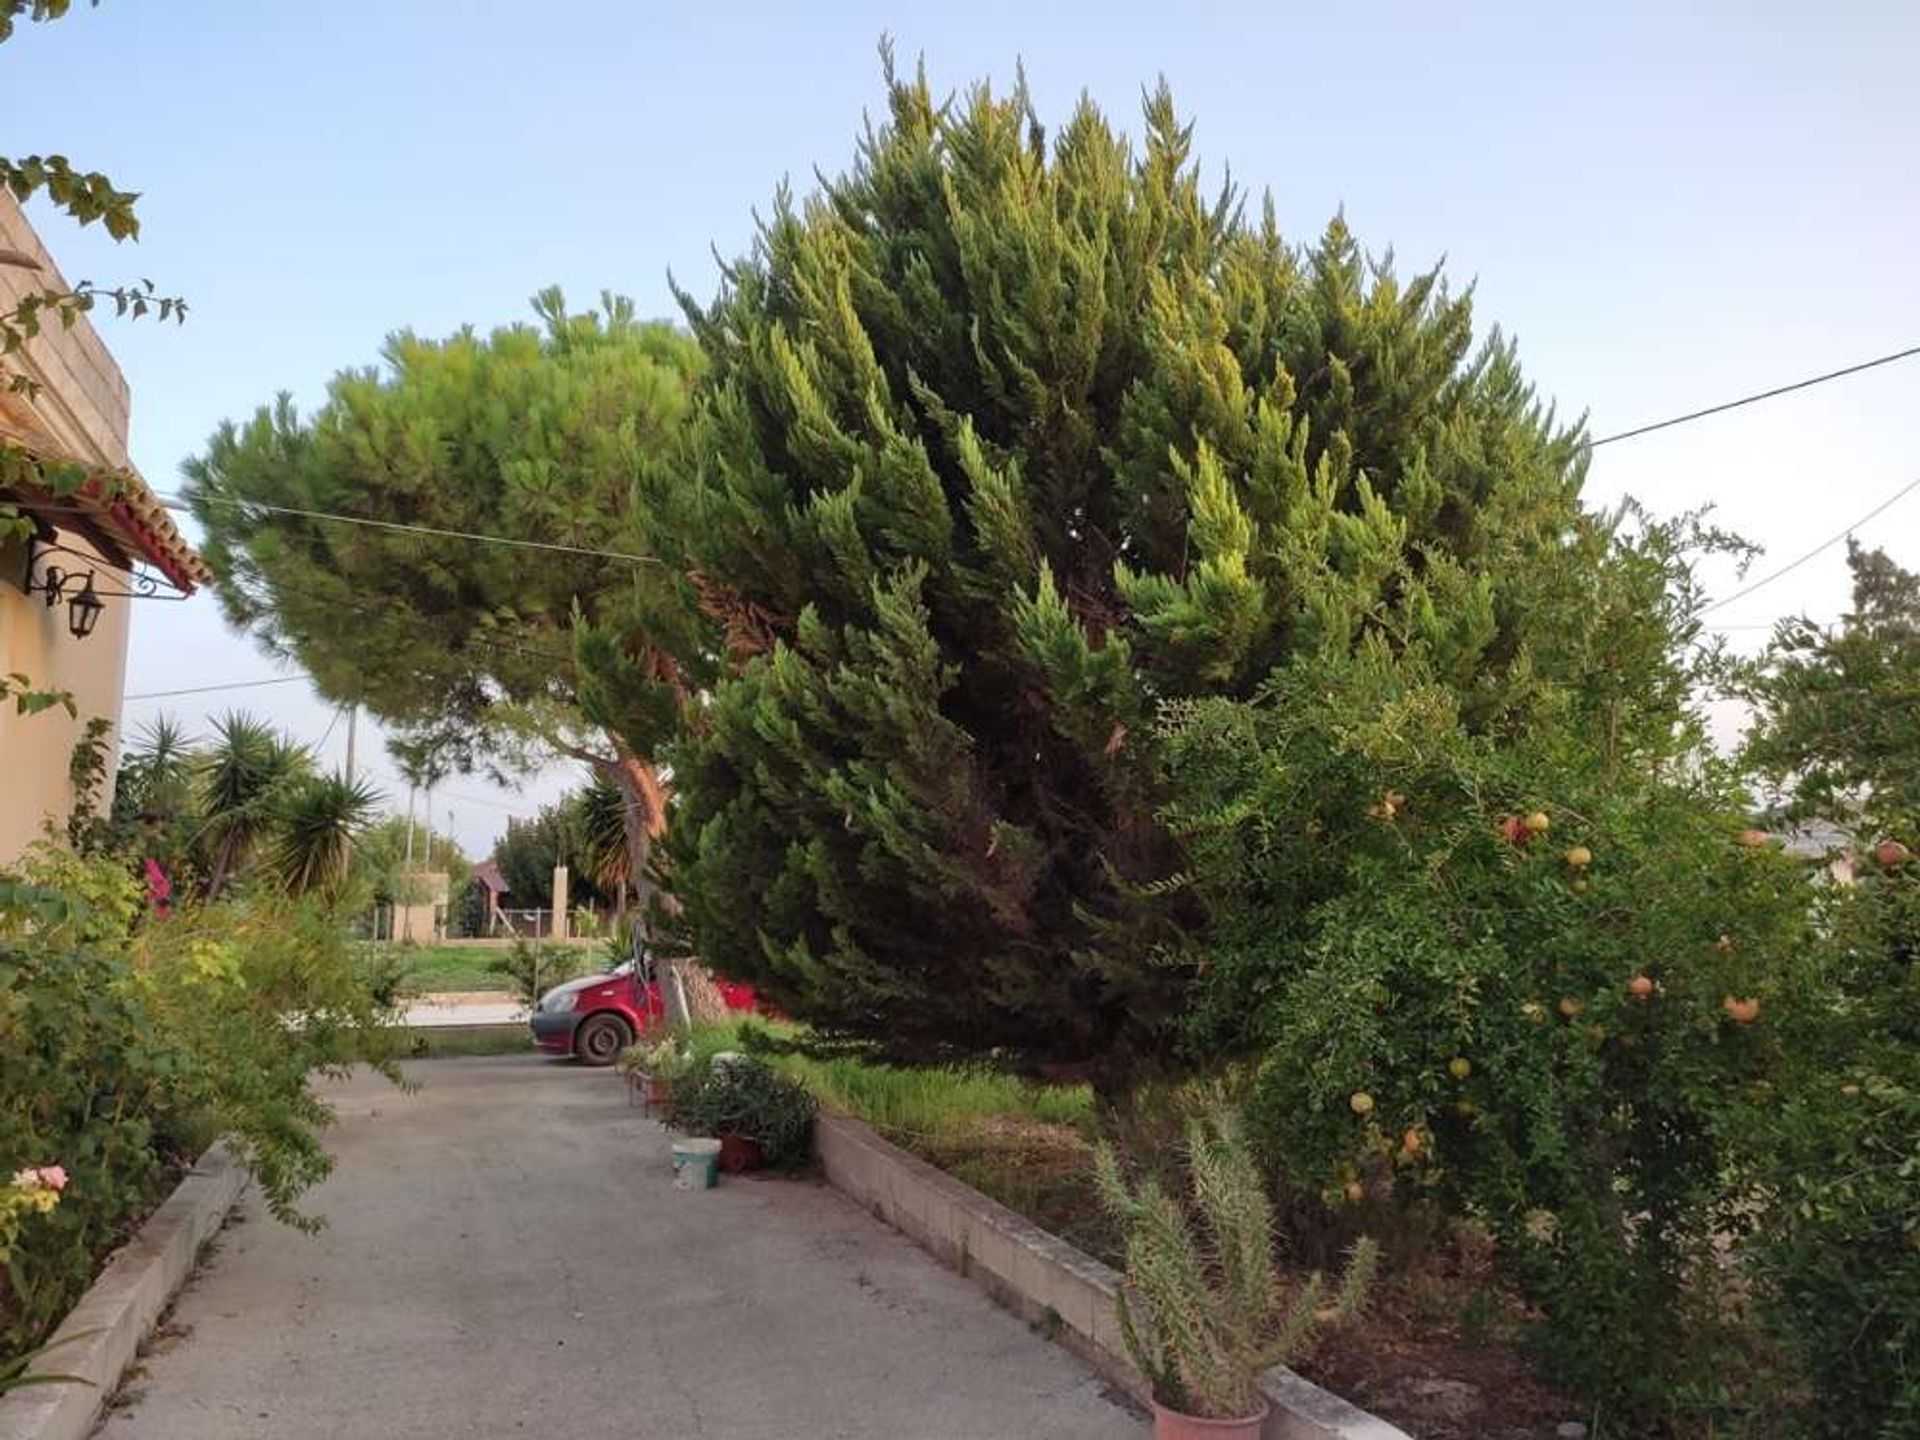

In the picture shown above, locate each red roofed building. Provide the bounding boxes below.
[0,191,210,861]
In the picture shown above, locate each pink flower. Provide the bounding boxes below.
[35,1166,67,1192]
[144,859,173,919]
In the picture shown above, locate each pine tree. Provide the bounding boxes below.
[1741,540,1920,839]
[186,291,708,901]
[659,54,1616,1085]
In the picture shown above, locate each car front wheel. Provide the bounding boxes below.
[574,1013,631,1067]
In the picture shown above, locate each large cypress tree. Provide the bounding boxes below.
[660,56,1616,1083]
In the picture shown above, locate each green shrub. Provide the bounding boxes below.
[450,876,488,939]
[618,1035,689,1078]
[486,941,585,1006]
[0,845,398,1359]
[354,945,412,1010]
[1744,867,1920,1438]
[1162,652,1818,1431]
[667,1055,816,1169]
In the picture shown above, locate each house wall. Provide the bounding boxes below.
[0,193,133,472]
[393,872,452,944]
[0,192,139,866]
[0,532,133,863]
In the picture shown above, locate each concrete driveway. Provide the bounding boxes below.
[104,1056,1145,1440]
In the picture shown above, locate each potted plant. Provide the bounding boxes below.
[1095,1106,1377,1440]
[667,1055,816,1173]
[619,1036,689,1111]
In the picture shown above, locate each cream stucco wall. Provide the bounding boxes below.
[0,531,134,861]
[0,192,143,865]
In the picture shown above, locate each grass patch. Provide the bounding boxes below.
[682,1018,1110,1253]
[776,1053,1093,1139]
[396,1026,533,1058]
[683,1018,1092,1137]
[380,942,605,995]
[390,945,502,993]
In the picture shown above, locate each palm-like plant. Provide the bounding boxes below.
[576,773,634,901]
[197,712,308,897]
[272,774,380,897]
[114,716,197,821]
[108,715,200,871]
[1095,1105,1378,1421]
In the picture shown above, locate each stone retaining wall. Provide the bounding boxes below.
[0,1146,248,1440]
[813,1111,1413,1440]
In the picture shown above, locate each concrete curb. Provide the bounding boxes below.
[0,1144,249,1440]
[398,1021,529,1044]
[813,1112,1413,1440]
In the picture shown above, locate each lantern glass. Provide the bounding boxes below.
[67,574,104,639]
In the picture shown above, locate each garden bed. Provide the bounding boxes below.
[897,1118,1575,1439]
[686,1026,1582,1440]
[0,1144,247,1440]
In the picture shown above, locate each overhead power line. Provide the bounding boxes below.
[441,787,539,813]
[160,491,665,568]
[1583,343,1920,450]
[124,674,308,701]
[143,345,1916,570]
[1701,473,1920,615]
[144,343,1919,651]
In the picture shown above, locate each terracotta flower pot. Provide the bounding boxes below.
[1151,1397,1270,1440]
[717,1134,764,1173]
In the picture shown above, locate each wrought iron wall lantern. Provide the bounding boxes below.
[21,536,189,641]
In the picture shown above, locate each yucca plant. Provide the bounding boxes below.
[1095,1105,1378,1422]
[576,773,635,902]
[270,773,380,897]
[198,712,308,897]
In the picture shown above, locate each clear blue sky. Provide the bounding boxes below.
[7,0,1918,856]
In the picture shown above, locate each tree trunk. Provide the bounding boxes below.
[206,834,239,902]
[603,741,667,916]
[596,739,726,1030]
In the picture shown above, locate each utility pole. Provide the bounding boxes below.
[343,704,359,785]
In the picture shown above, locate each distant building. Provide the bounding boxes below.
[466,857,581,939]
[0,192,209,863]
[1776,819,1859,885]
[392,870,451,943]
[471,858,512,932]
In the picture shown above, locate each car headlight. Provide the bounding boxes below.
[542,990,576,1014]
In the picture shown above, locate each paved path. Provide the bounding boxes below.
[396,994,526,1028]
[105,1057,1143,1440]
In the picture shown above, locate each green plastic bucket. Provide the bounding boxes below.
[672,1137,721,1190]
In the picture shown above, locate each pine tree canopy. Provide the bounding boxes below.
[660,57,1634,1081]
[186,291,711,889]
[1741,541,1920,838]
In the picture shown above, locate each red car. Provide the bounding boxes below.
[529,959,755,1065]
